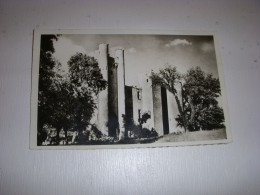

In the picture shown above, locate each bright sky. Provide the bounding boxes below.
[52,34,219,87]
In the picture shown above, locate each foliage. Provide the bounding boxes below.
[181,67,225,131]
[150,65,187,131]
[123,112,158,139]
[138,112,151,126]
[151,65,181,95]
[37,36,107,145]
[67,53,107,133]
[68,53,107,95]
[37,35,59,144]
[150,65,225,132]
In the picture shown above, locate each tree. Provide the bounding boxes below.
[47,75,74,144]
[37,36,107,145]
[150,65,188,131]
[181,67,225,131]
[45,53,107,144]
[122,112,155,139]
[37,35,59,145]
[150,65,225,132]
[67,53,107,137]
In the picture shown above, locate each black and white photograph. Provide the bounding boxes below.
[30,29,232,149]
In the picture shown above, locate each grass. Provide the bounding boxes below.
[156,128,227,143]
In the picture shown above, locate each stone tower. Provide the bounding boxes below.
[152,85,164,136]
[138,73,154,130]
[152,85,170,136]
[96,44,176,138]
[115,49,126,139]
[97,43,109,135]
[107,56,118,137]
[96,45,126,139]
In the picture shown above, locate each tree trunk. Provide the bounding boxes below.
[37,123,46,146]
[56,127,61,145]
[188,96,195,131]
[174,94,187,132]
[64,127,68,145]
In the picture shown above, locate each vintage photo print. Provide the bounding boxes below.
[30,29,232,149]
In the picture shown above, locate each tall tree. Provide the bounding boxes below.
[42,53,107,144]
[150,65,225,132]
[67,53,107,136]
[37,35,59,144]
[181,67,224,131]
[37,36,107,145]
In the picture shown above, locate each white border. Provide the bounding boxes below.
[30,29,232,150]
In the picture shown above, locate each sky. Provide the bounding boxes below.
[52,34,219,87]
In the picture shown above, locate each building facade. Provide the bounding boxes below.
[94,44,181,139]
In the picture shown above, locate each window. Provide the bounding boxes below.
[138,109,141,122]
[137,90,142,100]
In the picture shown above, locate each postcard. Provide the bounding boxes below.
[30,29,232,149]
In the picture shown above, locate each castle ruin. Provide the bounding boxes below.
[93,44,181,139]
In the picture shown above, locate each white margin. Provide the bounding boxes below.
[30,29,232,150]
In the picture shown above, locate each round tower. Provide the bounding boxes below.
[115,49,126,140]
[97,43,109,135]
[138,73,154,130]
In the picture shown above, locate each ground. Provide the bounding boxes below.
[42,128,226,145]
[155,128,227,143]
